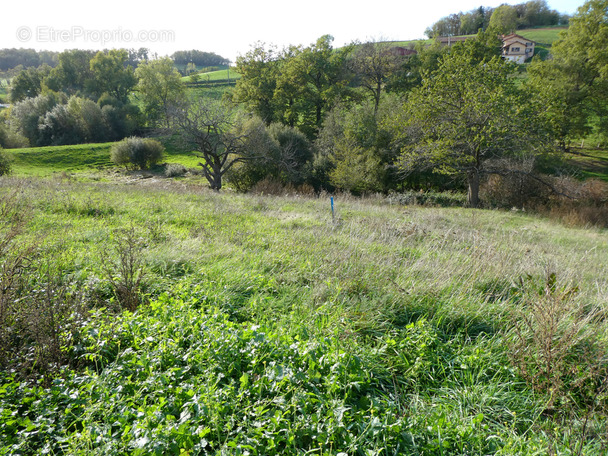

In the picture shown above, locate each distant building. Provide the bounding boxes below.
[501,33,536,64]
[436,33,536,63]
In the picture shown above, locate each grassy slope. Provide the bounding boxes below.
[5,139,204,177]
[0,178,607,454]
[566,147,608,181]
[517,26,567,46]
[182,68,241,83]
[7,143,116,176]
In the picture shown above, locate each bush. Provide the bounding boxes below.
[545,177,608,228]
[164,163,187,178]
[110,137,165,170]
[0,123,29,149]
[0,148,11,176]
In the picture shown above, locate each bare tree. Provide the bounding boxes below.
[171,99,255,190]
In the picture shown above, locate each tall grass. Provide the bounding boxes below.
[0,177,607,454]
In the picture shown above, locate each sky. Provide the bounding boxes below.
[2,0,585,62]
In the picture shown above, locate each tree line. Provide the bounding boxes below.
[425,0,570,38]
[0,49,189,147]
[1,0,605,209]
[0,48,230,75]
[168,0,606,207]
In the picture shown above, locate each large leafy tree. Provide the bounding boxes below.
[527,0,608,146]
[232,43,281,124]
[348,41,403,116]
[276,35,353,137]
[233,36,353,137]
[135,58,185,127]
[489,4,519,34]
[89,50,137,103]
[43,50,95,95]
[396,41,548,207]
[9,65,51,103]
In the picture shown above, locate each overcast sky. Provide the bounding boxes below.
[3,0,585,62]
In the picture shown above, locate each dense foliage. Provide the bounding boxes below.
[110,136,165,170]
[171,50,230,69]
[425,0,570,38]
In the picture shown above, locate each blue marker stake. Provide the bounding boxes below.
[331,196,335,223]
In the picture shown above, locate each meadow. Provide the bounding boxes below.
[0,170,607,454]
[183,68,241,83]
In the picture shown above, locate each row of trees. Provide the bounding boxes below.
[425,0,569,38]
[0,47,229,75]
[167,0,606,207]
[1,1,605,209]
[0,48,59,72]
[0,49,188,147]
[171,50,230,69]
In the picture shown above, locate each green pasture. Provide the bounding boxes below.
[518,26,567,46]
[5,139,203,177]
[183,67,241,83]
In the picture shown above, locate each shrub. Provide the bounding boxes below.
[481,172,551,209]
[0,123,29,149]
[0,148,11,176]
[509,273,607,411]
[164,163,187,178]
[110,137,165,170]
[540,177,608,228]
[102,227,147,312]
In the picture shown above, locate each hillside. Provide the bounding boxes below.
[182,68,241,83]
[0,176,607,454]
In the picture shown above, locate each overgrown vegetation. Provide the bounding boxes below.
[0,178,607,454]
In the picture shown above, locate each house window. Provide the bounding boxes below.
[512,47,520,52]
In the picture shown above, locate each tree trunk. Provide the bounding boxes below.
[210,169,222,191]
[467,169,480,208]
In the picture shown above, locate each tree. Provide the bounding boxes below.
[135,58,185,127]
[275,35,353,137]
[396,42,548,207]
[316,96,403,193]
[349,41,401,116]
[425,13,463,38]
[171,99,255,190]
[489,4,519,34]
[9,92,66,146]
[9,65,51,103]
[232,43,281,124]
[526,0,608,146]
[89,50,137,103]
[43,50,95,95]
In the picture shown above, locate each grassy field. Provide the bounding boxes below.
[566,147,608,181]
[518,26,567,46]
[6,142,116,176]
[0,175,607,454]
[4,139,204,177]
[183,68,241,83]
